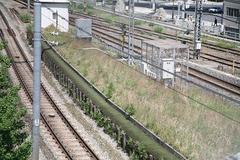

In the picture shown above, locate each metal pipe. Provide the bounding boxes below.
[32,1,42,159]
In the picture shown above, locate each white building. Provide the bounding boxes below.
[40,0,69,32]
[223,0,240,38]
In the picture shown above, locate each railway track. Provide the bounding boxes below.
[0,6,99,160]
[13,0,240,69]
[71,11,240,56]
[9,1,240,158]
[69,15,240,69]
[70,12,240,68]
[69,16,240,98]
[11,0,240,97]
[182,67,240,97]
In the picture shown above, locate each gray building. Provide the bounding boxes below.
[223,0,240,38]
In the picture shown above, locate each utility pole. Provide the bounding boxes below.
[193,0,203,59]
[221,2,224,25]
[102,0,105,7]
[182,0,187,19]
[112,0,117,13]
[172,0,175,20]
[152,0,156,13]
[83,0,87,13]
[128,0,134,65]
[28,0,30,12]
[32,0,41,159]
[177,1,180,20]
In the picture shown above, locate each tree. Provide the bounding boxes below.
[0,44,31,160]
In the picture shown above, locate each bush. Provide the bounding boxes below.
[216,41,237,49]
[153,26,164,33]
[104,16,114,23]
[134,20,143,26]
[125,104,136,116]
[26,24,33,45]
[0,54,31,160]
[0,41,6,50]
[105,82,115,99]
[20,13,31,23]
[148,22,155,27]
[87,10,94,16]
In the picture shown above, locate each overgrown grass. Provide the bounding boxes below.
[134,20,144,26]
[148,22,155,27]
[202,35,238,49]
[43,28,240,160]
[19,13,31,23]
[216,41,237,49]
[26,24,33,45]
[153,26,164,34]
[70,3,94,15]
[103,15,118,24]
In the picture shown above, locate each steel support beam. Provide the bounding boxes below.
[32,1,42,159]
[128,0,134,65]
[193,0,203,59]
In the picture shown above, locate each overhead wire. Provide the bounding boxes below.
[39,3,240,124]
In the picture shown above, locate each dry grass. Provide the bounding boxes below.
[43,28,240,160]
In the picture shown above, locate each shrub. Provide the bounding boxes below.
[20,13,31,23]
[87,10,94,16]
[0,54,31,160]
[0,41,6,50]
[106,82,115,98]
[148,22,155,27]
[104,16,114,23]
[125,104,136,116]
[216,41,237,49]
[26,24,33,45]
[134,20,143,26]
[153,26,164,33]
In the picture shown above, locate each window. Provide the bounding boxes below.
[225,27,240,38]
[52,12,57,19]
[227,7,239,17]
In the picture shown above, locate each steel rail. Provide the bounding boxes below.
[13,0,240,68]
[70,16,240,99]
[0,7,99,160]
[72,11,240,57]
[0,15,73,160]
[69,13,240,69]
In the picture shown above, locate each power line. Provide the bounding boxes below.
[40,4,240,123]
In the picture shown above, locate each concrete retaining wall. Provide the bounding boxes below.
[184,61,240,87]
